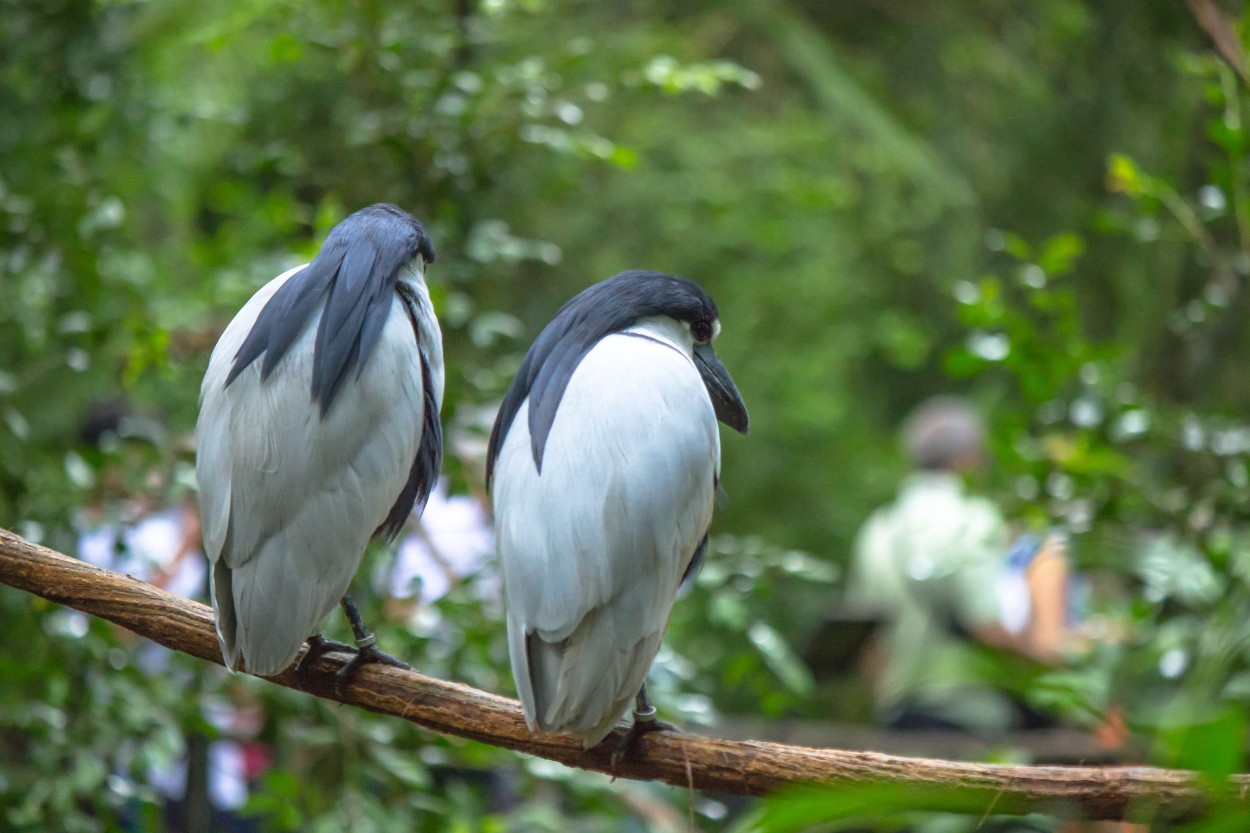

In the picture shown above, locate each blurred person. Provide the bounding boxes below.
[846,396,1074,735]
[998,530,1082,667]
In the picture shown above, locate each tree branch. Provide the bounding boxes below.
[0,526,1244,821]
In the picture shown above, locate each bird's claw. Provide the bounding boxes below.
[293,634,355,691]
[293,635,411,697]
[609,715,678,769]
[333,644,412,698]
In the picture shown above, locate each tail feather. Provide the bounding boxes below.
[225,538,344,677]
[527,635,566,728]
[522,605,661,747]
[507,610,541,731]
[211,559,241,671]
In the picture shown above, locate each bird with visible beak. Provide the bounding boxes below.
[487,269,748,759]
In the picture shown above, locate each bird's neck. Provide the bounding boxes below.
[397,261,428,291]
[622,316,693,356]
[396,264,434,314]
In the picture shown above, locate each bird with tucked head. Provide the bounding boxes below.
[196,203,443,690]
[487,269,748,759]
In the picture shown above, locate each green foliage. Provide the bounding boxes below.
[747,11,1250,829]
[731,782,1057,833]
[672,535,837,718]
[5,0,1250,830]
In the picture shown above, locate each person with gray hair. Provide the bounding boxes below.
[845,395,1071,734]
[902,395,988,473]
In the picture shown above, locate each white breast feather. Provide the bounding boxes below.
[494,320,719,745]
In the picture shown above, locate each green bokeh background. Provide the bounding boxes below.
[4,1,1250,830]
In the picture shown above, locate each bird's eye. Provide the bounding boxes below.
[690,320,713,344]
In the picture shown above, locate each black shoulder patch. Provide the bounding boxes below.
[226,204,435,418]
[485,270,715,487]
[226,255,339,389]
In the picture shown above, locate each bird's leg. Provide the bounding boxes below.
[609,683,678,768]
[292,633,355,691]
[333,593,411,697]
[340,593,384,650]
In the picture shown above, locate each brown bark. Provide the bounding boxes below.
[1187,0,1248,84]
[0,526,1245,821]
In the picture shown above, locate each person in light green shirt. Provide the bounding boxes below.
[848,396,1039,734]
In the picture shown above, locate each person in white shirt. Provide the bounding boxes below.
[846,396,1071,733]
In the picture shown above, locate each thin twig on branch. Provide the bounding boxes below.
[0,527,1245,822]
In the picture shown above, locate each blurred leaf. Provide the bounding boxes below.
[1156,706,1247,780]
[732,782,1039,833]
[1037,232,1085,276]
[748,622,815,697]
[1108,153,1144,196]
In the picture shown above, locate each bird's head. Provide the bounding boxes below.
[591,271,750,436]
[486,270,748,486]
[345,203,437,282]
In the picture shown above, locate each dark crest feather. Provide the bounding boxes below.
[485,270,718,487]
[226,203,436,417]
[375,339,443,541]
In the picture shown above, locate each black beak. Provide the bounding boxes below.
[694,343,749,435]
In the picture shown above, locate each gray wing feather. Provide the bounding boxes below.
[494,329,719,745]
[311,241,377,411]
[198,267,434,676]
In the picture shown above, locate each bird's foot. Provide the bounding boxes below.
[293,634,355,691]
[332,638,412,698]
[609,709,678,769]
